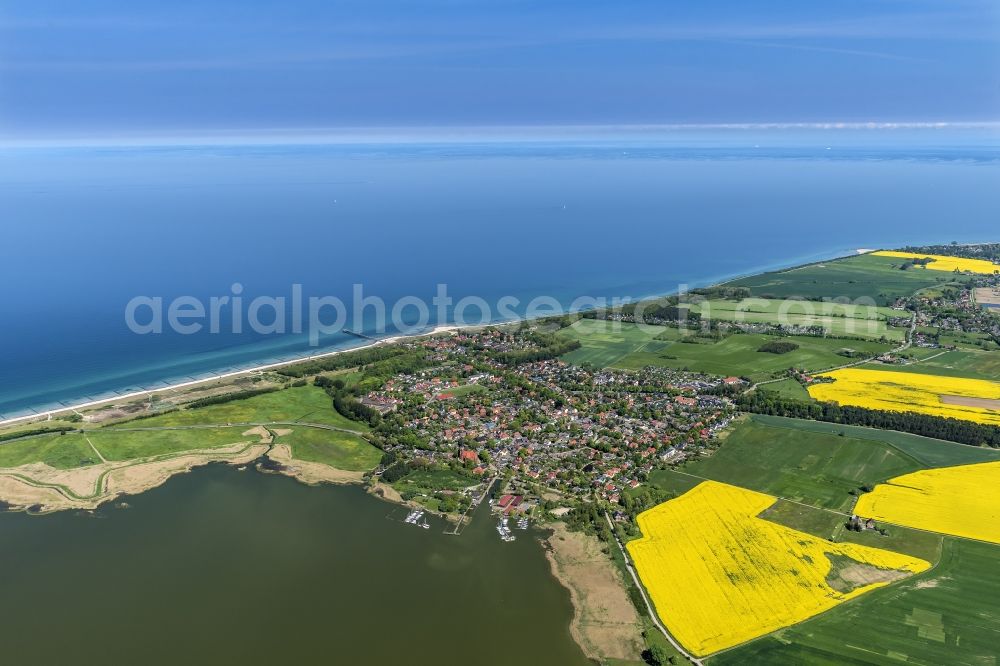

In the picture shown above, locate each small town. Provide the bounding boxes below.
[360,327,741,524]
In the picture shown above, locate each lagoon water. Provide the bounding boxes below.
[0,464,589,666]
[1,129,998,417]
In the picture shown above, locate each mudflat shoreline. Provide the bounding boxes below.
[543,522,645,662]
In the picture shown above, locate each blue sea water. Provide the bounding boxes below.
[1,129,998,417]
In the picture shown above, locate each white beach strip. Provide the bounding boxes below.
[0,324,461,429]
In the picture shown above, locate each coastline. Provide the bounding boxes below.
[264,442,366,486]
[0,324,460,429]
[1,245,877,429]
[1,241,987,661]
[0,435,271,513]
[543,522,645,662]
[0,427,381,514]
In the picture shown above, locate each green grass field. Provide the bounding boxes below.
[0,427,256,468]
[757,499,943,563]
[0,432,100,469]
[0,419,82,440]
[643,414,1000,663]
[689,298,905,341]
[902,345,950,361]
[709,538,1000,665]
[438,383,487,399]
[725,253,967,305]
[393,467,479,494]
[0,388,384,471]
[862,349,1000,381]
[615,332,893,381]
[694,298,900,320]
[116,385,368,432]
[559,319,665,367]
[559,318,896,380]
[89,427,255,461]
[938,330,1000,351]
[758,378,813,401]
[276,427,381,471]
[748,414,1000,468]
[650,416,922,511]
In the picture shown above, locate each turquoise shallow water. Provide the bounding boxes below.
[1,134,998,416]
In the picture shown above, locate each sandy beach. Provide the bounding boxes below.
[1,245,883,431]
[0,324,461,430]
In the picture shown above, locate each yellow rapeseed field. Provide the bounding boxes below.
[872,250,999,274]
[627,481,929,656]
[855,461,1000,544]
[807,368,1000,426]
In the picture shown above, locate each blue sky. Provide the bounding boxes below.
[0,0,997,138]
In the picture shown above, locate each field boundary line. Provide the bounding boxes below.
[83,435,108,464]
[744,416,927,470]
[658,467,850,516]
[659,465,1000,550]
[702,537,954,662]
[106,421,368,436]
[603,512,703,665]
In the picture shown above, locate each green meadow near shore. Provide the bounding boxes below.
[86,428,255,461]
[101,385,380,469]
[124,384,369,431]
[0,385,381,477]
[0,429,250,471]
[0,432,100,469]
[275,427,381,471]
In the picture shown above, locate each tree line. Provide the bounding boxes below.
[739,391,1000,448]
[184,386,282,410]
[0,425,74,443]
[758,340,799,354]
[489,333,581,365]
[903,243,1000,264]
[313,375,382,427]
[276,345,411,378]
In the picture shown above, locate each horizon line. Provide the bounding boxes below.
[2,120,999,148]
